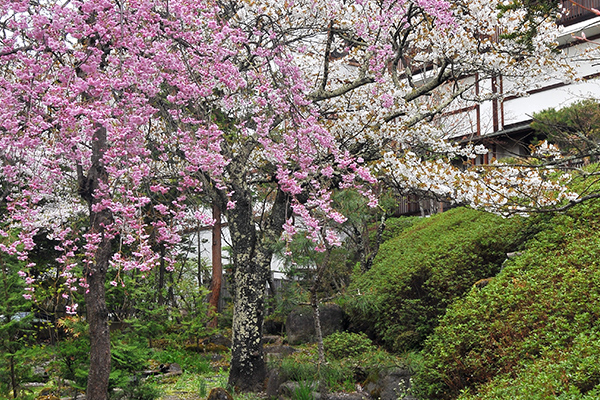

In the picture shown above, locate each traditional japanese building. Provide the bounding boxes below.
[396,0,600,215]
[454,0,600,164]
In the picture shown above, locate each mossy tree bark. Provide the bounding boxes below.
[228,257,269,391]
[224,183,290,391]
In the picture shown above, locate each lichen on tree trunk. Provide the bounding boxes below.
[223,185,290,391]
[228,258,268,391]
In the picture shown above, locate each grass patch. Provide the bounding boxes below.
[151,346,216,375]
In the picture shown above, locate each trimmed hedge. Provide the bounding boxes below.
[344,207,528,352]
[414,199,600,399]
[323,331,376,360]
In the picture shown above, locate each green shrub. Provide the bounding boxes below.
[293,380,316,400]
[0,247,40,399]
[278,356,319,381]
[376,216,420,244]
[344,207,530,351]
[277,352,358,393]
[414,198,600,399]
[152,345,213,374]
[52,323,90,392]
[46,325,158,395]
[109,334,155,393]
[271,341,402,393]
[323,332,376,360]
[454,332,600,400]
[110,378,162,400]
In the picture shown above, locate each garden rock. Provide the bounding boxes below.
[264,319,284,335]
[159,362,183,377]
[278,380,301,397]
[265,345,297,363]
[363,368,414,400]
[278,380,318,399]
[207,387,234,400]
[264,335,284,345]
[328,392,372,400]
[277,383,372,400]
[264,345,296,356]
[265,368,283,399]
[208,333,232,348]
[286,304,345,344]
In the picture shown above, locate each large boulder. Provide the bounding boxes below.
[363,368,415,400]
[265,368,284,399]
[286,304,345,345]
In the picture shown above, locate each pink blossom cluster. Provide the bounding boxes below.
[0,0,385,306]
[414,0,455,28]
[0,0,241,303]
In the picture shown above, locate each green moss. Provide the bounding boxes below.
[374,216,421,244]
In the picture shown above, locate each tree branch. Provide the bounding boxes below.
[319,20,334,94]
[308,75,375,102]
[403,60,452,103]
[0,46,33,57]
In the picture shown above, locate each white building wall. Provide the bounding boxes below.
[440,14,600,159]
[191,223,287,284]
[503,78,600,127]
[498,17,600,130]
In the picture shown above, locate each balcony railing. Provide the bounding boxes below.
[560,0,600,26]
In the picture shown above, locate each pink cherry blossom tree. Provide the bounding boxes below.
[0,0,577,396]
[0,0,378,394]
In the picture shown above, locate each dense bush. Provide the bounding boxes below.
[414,199,600,399]
[153,345,213,375]
[344,207,530,351]
[0,253,37,399]
[323,331,376,360]
[271,342,400,393]
[375,216,421,244]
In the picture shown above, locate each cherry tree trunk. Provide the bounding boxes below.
[228,258,268,391]
[207,204,222,328]
[224,186,289,391]
[84,231,112,400]
[79,126,113,400]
